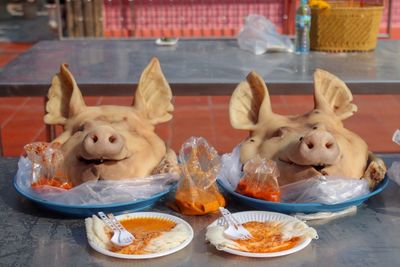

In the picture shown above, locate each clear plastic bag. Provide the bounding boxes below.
[24,142,71,189]
[236,156,280,202]
[15,156,179,205]
[237,14,294,55]
[172,137,225,215]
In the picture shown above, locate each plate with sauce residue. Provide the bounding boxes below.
[87,212,194,259]
[207,211,315,258]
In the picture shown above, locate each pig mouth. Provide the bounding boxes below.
[279,158,327,174]
[78,156,128,165]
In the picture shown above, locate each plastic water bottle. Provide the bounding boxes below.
[295,0,311,54]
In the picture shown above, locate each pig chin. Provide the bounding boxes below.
[74,154,132,181]
[279,158,325,171]
[278,157,331,181]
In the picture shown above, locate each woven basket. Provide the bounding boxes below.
[310,3,383,52]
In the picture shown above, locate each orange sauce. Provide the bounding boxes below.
[236,179,280,202]
[111,217,176,254]
[174,185,226,215]
[235,221,301,253]
[31,177,72,190]
[172,143,226,215]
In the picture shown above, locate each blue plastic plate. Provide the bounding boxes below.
[13,176,173,217]
[218,176,389,214]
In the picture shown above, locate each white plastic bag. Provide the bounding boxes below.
[237,14,294,55]
[219,145,242,191]
[15,157,179,205]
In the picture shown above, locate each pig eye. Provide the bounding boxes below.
[311,123,326,131]
[74,124,85,133]
[272,127,289,138]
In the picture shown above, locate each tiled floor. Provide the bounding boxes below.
[0,43,399,156]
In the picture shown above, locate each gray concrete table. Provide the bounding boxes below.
[0,39,399,96]
[1,155,400,266]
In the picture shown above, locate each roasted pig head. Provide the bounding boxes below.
[229,69,386,188]
[44,58,177,186]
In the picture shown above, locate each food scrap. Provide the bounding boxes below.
[113,217,176,254]
[206,218,318,253]
[235,221,300,253]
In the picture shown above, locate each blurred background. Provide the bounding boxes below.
[0,0,399,156]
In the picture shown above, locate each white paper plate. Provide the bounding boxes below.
[208,211,313,258]
[88,212,194,259]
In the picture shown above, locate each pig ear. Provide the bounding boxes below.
[313,69,357,120]
[133,58,173,125]
[229,71,274,130]
[44,64,86,125]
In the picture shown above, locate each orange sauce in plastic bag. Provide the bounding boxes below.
[172,138,226,215]
[236,179,280,202]
[174,184,226,215]
[31,177,73,190]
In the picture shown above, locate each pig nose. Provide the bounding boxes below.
[83,126,124,159]
[298,130,340,165]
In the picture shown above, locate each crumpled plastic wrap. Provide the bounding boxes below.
[388,161,400,186]
[392,129,400,145]
[389,129,400,186]
[237,14,294,55]
[15,156,179,205]
[235,156,280,202]
[280,176,370,204]
[218,144,370,204]
[172,137,226,215]
[219,144,242,190]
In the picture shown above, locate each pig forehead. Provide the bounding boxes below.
[299,111,340,124]
[257,112,342,132]
[70,106,144,124]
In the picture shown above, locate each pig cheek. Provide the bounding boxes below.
[260,133,303,162]
[329,135,368,178]
[240,138,261,163]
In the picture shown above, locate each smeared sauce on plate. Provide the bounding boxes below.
[111,217,176,254]
[236,221,301,253]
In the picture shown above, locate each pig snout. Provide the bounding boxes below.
[288,130,340,166]
[82,126,124,160]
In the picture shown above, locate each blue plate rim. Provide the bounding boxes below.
[13,175,173,210]
[217,175,389,208]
